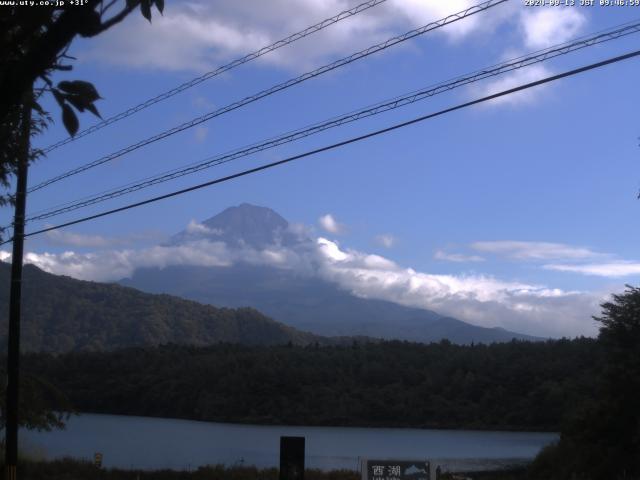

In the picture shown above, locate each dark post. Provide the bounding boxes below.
[280,436,305,480]
[4,93,32,480]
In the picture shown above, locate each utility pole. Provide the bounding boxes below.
[5,90,32,480]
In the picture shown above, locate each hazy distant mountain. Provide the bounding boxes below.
[0,262,330,353]
[123,264,541,344]
[122,203,542,344]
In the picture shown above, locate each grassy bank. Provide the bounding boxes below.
[4,457,534,480]
[441,468,528,479]
[4,458,359,480]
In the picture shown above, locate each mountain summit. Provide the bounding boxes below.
[126,204,542,345]
[168,203,304,249]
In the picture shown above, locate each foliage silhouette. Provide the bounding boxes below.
[529,286,640,479]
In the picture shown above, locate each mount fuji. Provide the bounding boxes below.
[121,204,541,344]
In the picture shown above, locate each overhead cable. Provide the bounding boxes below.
[24,19,640,223]
[4,47,637,245]
[28,0,507,193]
[39,0,391,154]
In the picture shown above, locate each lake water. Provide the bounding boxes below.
[21,414,558,472]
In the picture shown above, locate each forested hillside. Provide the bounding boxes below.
[21,338,599,431]
[0,262,326,351]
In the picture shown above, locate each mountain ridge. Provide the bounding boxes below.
[122,203,543,344]
[0,261,341,353]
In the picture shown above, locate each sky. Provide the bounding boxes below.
[2,0,640,338]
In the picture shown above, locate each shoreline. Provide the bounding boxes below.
[65,411,560,434]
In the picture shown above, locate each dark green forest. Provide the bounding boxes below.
[19,338,598,431]
[527,287,640,479]
[0,262,332,351]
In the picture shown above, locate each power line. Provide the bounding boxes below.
[23,19,640,223]
[39,0,390,154]
[4,48,637,246]
[28,0,507,194]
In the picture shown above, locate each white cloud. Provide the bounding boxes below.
[2,230,310,282]
[317,237,350,262]
[82,5,272,72]
[179,220,223,240]
[80,0,509,73]
[1,225,610,338]
[521,8,587,50]
[318,213,345,234]
[314,238,601,337]
[375,234,396,248]
[388,0,484,38]
[434,250,484,263]
[544,262,640,278]
[11,240,233,281]
[467,7,586,108]
[185,220,211,235]
[471,240,603,261]
[472,63,553,106]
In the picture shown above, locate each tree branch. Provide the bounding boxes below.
[83,3,137,38]
[0,1,139,119]
[101,0,119,16]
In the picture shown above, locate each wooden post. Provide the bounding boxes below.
[4,92,31,480]
[280,436,305,480]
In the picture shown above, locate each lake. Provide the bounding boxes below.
[21,414,558,472]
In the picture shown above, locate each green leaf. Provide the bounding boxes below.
[76,9,102,37]
[154,0,164,14]
[52,89,65,107]
[65,95,86,113]
[85,103,102,119]
[140,0,152,22]
[31,100,46,116]
[57,80,101,103]
[62,104,79,137]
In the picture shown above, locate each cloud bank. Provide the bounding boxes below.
[2,228,610,338]
[81,0,513,73]
[521,8,587,50]
[472,6,587,106]
[471,240,603,261]
[544,262,640,278]
[434,249,484,263]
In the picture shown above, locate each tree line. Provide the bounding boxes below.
[18,337,599,432]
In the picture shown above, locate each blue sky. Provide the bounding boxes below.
[3,0,640,337]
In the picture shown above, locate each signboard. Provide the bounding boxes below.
[362,460,431,480]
